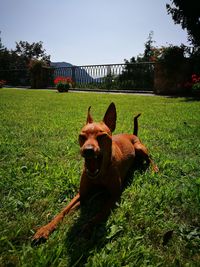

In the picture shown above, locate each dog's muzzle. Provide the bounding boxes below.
[82,146,102,178]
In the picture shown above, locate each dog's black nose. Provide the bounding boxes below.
[82,147,95,158]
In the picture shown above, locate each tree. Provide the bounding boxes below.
[119,32,155,90]
[166,0,200,47]
[138,31,155,62]
[0,32,10,70]
[15,41,50,64]
[0,31,5,51]
[0,36,52,86]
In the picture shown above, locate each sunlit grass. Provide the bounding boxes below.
[0,88,200,266]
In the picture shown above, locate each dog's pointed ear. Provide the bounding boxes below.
[103,102,116,132]
[86,106,93,123]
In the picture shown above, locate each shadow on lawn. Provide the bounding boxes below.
[182,96,200,102]
[166,95,200,102]
[65,160,148,266]
[66,192,109,266]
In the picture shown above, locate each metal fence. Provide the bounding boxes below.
[0,68,30,87]
[0,62,155,91]
[53,62,155,91]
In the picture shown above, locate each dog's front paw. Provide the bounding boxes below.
[32,225,54,246]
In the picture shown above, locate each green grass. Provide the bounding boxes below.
[0,88,200,267]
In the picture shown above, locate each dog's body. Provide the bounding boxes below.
[33,103,158,242]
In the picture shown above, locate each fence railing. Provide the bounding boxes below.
[0,62,155,91]
[53,62,155,91]
[0,68,30,87]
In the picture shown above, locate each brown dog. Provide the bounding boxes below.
[33,102,158,243]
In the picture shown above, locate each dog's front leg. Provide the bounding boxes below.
[32,193,80,244]
[82,189,120,237]
[93,195,119,223]
[82,195,119,237]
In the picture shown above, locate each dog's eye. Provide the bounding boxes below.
[79,134,87,145]
[97,133,107,141]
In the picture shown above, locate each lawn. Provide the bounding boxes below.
[0,88,200,266]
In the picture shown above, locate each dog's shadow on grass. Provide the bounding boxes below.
[65,160,148,266]
[65,190,109,266]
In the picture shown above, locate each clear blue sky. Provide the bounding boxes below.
[0,0,189,65]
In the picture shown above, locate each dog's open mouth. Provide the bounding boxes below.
[85,154,103,178]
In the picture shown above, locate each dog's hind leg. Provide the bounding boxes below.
[134,142,159,172]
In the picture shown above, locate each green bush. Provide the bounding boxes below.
[56,82,70,92]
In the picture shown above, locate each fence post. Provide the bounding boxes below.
[106,66,112,90]
[72,66,76,88]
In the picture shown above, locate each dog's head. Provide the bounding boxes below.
[79,102,116,179]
